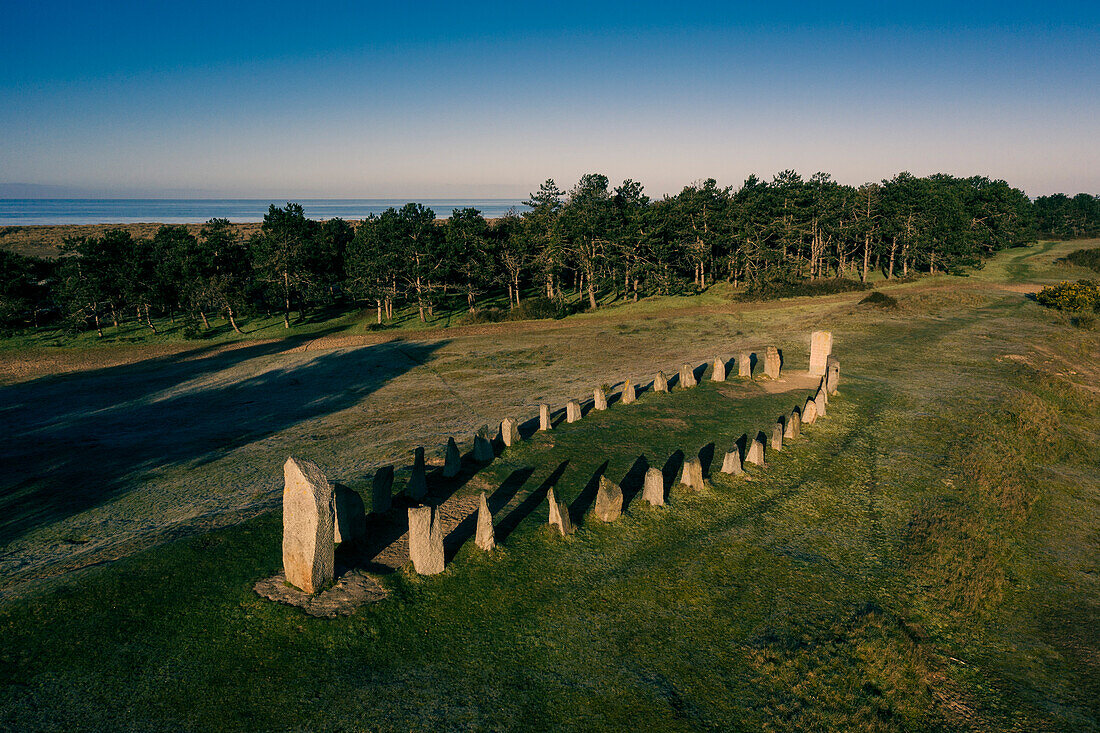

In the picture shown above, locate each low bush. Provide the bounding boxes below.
[1035,280,1100,312]
[1056,247,1100,273]
[737,276,868,301]
[859,291,899,309]
[506,297,575,321]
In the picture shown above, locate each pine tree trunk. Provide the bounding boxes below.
[377,299,383,324]
[200,311,210,329]
[143,302,158,333]
[227,306,242,334]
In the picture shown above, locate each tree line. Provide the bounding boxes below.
[1,171,1097,335]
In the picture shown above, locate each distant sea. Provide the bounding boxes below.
[0,199,529,225]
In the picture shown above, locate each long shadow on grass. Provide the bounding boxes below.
[496,460,569,543]
[441,466,536,562]
[620,455,650,510]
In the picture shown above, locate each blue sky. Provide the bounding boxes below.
[1,1,1097,197]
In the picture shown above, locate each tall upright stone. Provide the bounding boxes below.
[593,387,608,410]
[334,484,366,545]
[809,330,833,376]
[771,420,784,452]
[721,445,744,475]
[826,356,840,395]
[407,505,444,575]
[621,380,636,405]
[566,400,582,423]
[642,467,665,506]
[475,492,495,551]
[371,465,394,514]
[679,363,697,388]
[802,397,818,424]
[712,357,727,382]
[593,476,623,522]
[818,376,830,404]
[282,457,335,594]
[679,456,704,491]
[745,435,766,466]
[763,346,781,379]
[443,437,461,478]
[473,426,494,462]
[539,403,552,431]
[500,417,521,446]
[406,447,427,500]
[785,409,801,439]
[815,390,827,418]
[738,351,752,378]
[654,371,669,392]
[547,488,573,536]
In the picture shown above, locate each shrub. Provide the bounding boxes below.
[1057,247,1100,273]
[461,307,507,324]
[859,291,899,309]
[1035,280,1100,312]
[737,276,868,302]
[506,297,574,321]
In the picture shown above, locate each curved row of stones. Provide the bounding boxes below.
[279,331,838,593]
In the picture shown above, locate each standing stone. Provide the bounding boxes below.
[593,476,623,522]
[406,447,427,500]
[539,403,552,431]
[371,465,394,514]
[826,356,840,394]
[501,417,521,446]
[473,426,495,463]
[815,390,827,418]
[282,457,335,594]
[763,346,781,379]
[712,357,727,382]
[785,409,801,439]
[621,380,636,405]
[443,437,461,478]
[566,400,582,423]
[771,420,784,452]
[738,351,752,378]
[745,435,766,466]
[407,505,444,575]
[679,363,697,388]
[547,488,573,536]
[818,376,830,404]
[720,445,743,474]
[802,397,818,424]
[593,387,608,410]
[679,456,705,491]
[654,371,669,392]
[809,330,833,376]
[475,492,495,551]
[334,484,366,545]
[642,467,665,506]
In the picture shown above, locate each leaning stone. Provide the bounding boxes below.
[815,390,827,418]
[642,467,665,506]
[745,436,766,466]
[593,476,623,522]
[826,356,840,394]
[680,363,697,388]
[679,456,704,491]
[371,465,394,514]
[548,488,573,536]
[771,420,784,452]
[720,446,743,475]
[809,330,833,376]
[621,380,636,404]
[654,371,669,392]
[408,505,444,575]
[785,409,801,439]
[763,346,781,379]
[475,492,495,551]
[802,398,818,424]
[593,387,608,411]
[282,457,335,594]
[473,426,494,463]
[334,484,366,545]
[818,376,830,404]
[443,437,461,478]
[501,417,521,446]
[566,400,582,423]
[406,447,427,500]
[738,351,752,378]
[712,357,726,382]
[539,403,552,431]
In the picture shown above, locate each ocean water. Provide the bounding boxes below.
[0,199,529,225]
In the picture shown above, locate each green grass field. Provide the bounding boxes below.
[0,241,1098,731]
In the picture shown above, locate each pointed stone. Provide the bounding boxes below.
[593,476,623,522]
[802,397,818,424]
[566,400,582,423]
[547,488,573,536]
[720,447,743,475]
[334,483,366,545]
[282,457,335,594]
[642,467,665,506]
[539,403,552,431]
[712,357,726,382]
[763,346,781,379]
[408,505,444,575]
[475,492,495,551]
[785,409,801,439]
[745,435,766,466]
[371,465,394,514]
[621,380,636,404]
[679,456,704,491]
[443,437,461,478]
[473,426,494,463]
[406,447,427,500]
[809,330,833,376]
[679,363,697,388]
[771,420,784,452]
[593,387,608,410]
[818,377,829,404]
[500,417,521,447]
[738,351,752,378]
[815,390,827,418]
[826,356,840,394]
[654,371,669,392]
